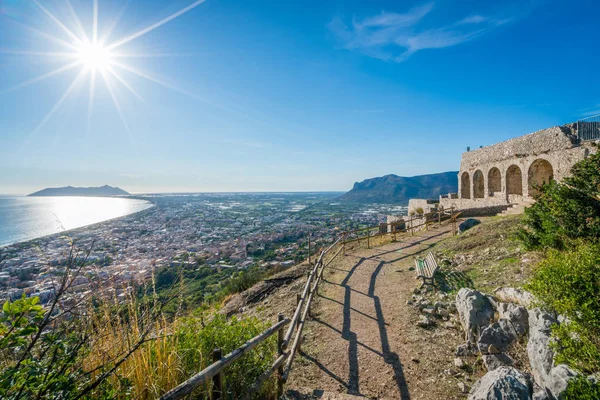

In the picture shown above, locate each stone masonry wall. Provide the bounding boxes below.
[452,124,595,207]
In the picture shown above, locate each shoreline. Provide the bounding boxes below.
[0,198,155,249]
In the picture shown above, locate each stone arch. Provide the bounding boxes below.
[488,167,502,195]
[473,170,485,198]
[461,172,471,199]
[506,165,523,196]
[528,159,554,197]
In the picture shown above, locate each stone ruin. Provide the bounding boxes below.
[409,123,598,216]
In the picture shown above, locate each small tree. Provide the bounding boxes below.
[519,151,600,249]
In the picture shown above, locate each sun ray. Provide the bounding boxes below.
[106,66,144,102]
[0,60,82,95]
[0,49,76,58]
[109,59,217,106]
[110,51,198,59]
[30,69,87,136]
[100,70,139,154]
[66,0,90,44]
[106,0,207,51]
[33,0,84,45]
[86,69,97,134]
[100,0,130,44]
[8,19,80,51]
[93,0,99,44]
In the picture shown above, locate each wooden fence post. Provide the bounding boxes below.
[297,293,301,305]
[277,314,285,397]
[212,349,223,400]
[343,233,346,256]
[367,230,370,249]
[308,235,311,265]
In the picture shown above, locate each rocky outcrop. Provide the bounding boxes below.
[527,308,578,399]
[468,367,531,400]
[478,319,518,354]
[527,308,556,386]
[456,288,494,343]
[450,287,581,399]
[498,303,529,335]
[482,353,515,371]
[493,287,535,308]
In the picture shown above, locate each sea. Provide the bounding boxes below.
[0,196,153,246]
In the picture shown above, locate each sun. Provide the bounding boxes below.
[2,0,209,137]
[77,42,112,72]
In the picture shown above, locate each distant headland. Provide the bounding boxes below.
[338,171,459,204]
[28,185,130,197]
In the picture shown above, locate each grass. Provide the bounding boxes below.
[433,216,538,292]
[432,215,542,293]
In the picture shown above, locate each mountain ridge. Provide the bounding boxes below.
[338,171,458,204]
[28,185,130,197]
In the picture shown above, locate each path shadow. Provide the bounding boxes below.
[368,261,411,399]
[311,228,455,398]
[299,350,349,390]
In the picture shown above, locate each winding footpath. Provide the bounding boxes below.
[287,224,465,399]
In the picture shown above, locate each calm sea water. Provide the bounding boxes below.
[0,196,152,246]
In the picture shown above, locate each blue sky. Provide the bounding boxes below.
[1,0,599,194]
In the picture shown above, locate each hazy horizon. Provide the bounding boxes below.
[2,0,600,194]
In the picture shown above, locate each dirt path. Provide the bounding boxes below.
[286,225,465,399]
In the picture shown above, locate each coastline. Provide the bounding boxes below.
[0,198,155,249]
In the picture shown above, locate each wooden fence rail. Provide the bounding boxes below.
[159,317,289,400]
[159,235,345,400]
[159,209,460,399]
[341,207,460,248]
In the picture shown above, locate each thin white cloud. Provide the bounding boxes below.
[329,2,530,62]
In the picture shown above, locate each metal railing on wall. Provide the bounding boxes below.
[577,114,600,142]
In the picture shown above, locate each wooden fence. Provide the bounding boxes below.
[160,208,461,399]
[340,207,461,251]
[159,236,345,400]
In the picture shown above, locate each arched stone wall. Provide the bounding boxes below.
[528,159,554,197]
[461,172,471,199]
[473,170,485,198]
[488,167,501,195]
[506,165,523,196]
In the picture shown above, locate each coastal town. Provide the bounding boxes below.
[0,193,406,303]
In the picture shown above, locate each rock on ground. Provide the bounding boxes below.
[456,288,494,343]
[478,319,518,354]
[493,287,535,308]
[458,218,480,234]
[497,302,529,336]
[483,353,515,371]
[468,367,531,400]
[527,308,578,399]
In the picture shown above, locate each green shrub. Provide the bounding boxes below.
[519,181,600,249]
[526,243,600,373]
[563,375,600,400]
[519,151,600,250]
[0,296,117,399]
[174,313,276,398]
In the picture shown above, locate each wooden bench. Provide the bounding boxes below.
[414,252,439,288]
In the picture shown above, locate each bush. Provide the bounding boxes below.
[519,181,600,249]
[519,151,600,249]
[526,243,600,373]
[563,375,600,400]
[172,313,276,398]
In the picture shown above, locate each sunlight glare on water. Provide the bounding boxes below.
[0,196,152,246]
